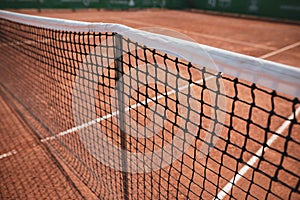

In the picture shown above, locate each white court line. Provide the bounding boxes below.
[0,150,17,160]
[214,43,300,199]
[41,39,300,142]
[109,17,276,51]
[1,36,298,164]
[41,75,215,142]
[259,41,300,59]
[215,106,300,200]
[181,30,276,51]
[5,35,299,158]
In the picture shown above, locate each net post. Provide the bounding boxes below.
[114,33,129,200]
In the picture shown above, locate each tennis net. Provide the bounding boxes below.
[0,10,299,200]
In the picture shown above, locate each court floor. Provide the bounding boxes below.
[1,9,300,199]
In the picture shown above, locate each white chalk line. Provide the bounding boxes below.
[108,17,276,51]
[0,150,17,160]
[41,75,214,142]
[214,41,300,199]
[259,41,300,59]
[181,30,276,51]
[41,39,300,142]
[2,33,298,164]
[215,106,300,200]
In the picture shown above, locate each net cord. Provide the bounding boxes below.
[0,10,299,97]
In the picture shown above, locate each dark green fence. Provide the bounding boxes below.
[0,0,299,21]
[192,0,300,21]
[0,0,186,9]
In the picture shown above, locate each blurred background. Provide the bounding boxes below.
[0,0,299,22]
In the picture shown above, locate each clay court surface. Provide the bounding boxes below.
[0,9,300,199]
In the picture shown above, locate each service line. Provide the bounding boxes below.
[41,75,215,142]
[215,41,300,200]
[108,17,277,51]
[215,106,300,200]
[0,150,17,160]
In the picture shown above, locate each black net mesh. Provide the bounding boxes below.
[0,18,299,200]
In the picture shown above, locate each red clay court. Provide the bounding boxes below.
[0,9,299,200]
